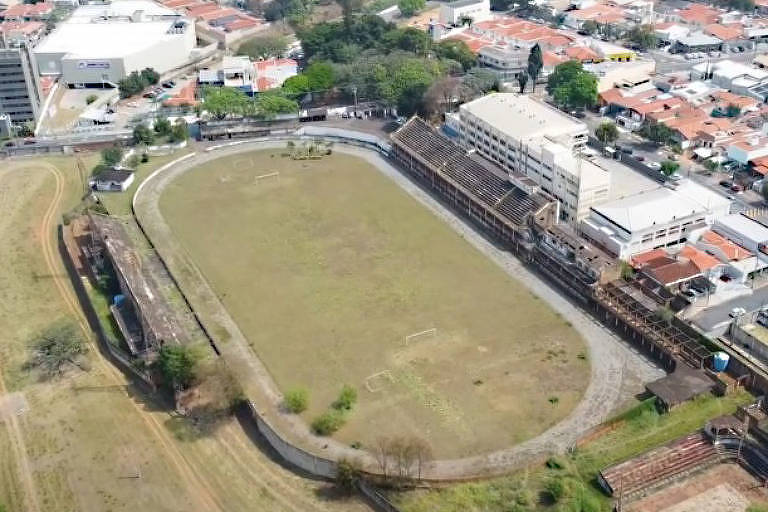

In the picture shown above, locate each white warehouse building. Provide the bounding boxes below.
[34,0,196,87]
[580,180,731,260]
[451,93,610,223]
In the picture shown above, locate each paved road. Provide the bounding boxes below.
[692,286,768,332]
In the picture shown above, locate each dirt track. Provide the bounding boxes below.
[133,139,665,479]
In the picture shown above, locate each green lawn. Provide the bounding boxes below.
[395,390,755,512]
[158,149,590,458]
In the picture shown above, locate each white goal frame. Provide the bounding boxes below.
[364,370,394,393]
[254,171,280,182]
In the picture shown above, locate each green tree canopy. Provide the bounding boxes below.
[157,345,199,389]
[25,321,88,379]
[398,0,425,17]
[595,121,619,144]
[640,122,675,144]
[627,24,657,49]
[133,124,155,145]
[202,86,252,119]
[101,146,123,166]
[169,119,189,143]
[547,61,597,109]
[283,61,335,94]
[660,160,680,177]
[153,116,172,137]
[527,43,543,92]
[237,34,288,59]
[433,39,476,71]
[255,91,298,117]
[580,19,599,35]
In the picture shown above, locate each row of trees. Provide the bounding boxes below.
[118,68,160,99]
[201,86,299,119]
[133,117,189,145]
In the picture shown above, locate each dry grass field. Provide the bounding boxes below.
[158,149,590,458]
[0,155,368,512]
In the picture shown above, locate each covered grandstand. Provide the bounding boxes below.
[390,117,558,253]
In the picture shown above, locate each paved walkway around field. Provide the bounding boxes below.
[133,139,664,480]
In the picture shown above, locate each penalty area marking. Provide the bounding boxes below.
[404,327,437,346]
[365,370,394,393]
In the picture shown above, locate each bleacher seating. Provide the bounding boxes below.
[600,432,717,497]
[391,117,548,226]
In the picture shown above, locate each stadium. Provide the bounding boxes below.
[133,135,595,459]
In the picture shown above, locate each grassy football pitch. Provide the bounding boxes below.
[159,149,590,457]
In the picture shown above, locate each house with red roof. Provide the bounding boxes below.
[1,2,53,21]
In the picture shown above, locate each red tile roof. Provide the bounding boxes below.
[680,245,722,272]
[631,248,669,268]
[704,23,744,41]
[700,230,752,261]
[2,2,53,17]
[565,45,600,62]
[677,4,721,25]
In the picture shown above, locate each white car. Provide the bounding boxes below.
[647,161,661,170]
[730,307,747,318]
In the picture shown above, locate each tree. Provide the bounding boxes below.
[337,0,363,29]
[153,116,172,137]
[527,43,543,92]
[580,19,599,35]
[382,27,432,56]
[169,119,189,143]
[333,384,358,410]
[118,68,160,98]
[517,71,529,93]
[25,321,88,379]
[311,410,345,435]
[423,76,465,117]
[723,0,755,11]
[411,438,432,480]
[238,34,289,59]
[202,86,251,119]
[547,61,597,110]
[157,345,199,389]
[283,61,335,94]
[595,121,619,144]
[627,24,657,49]
[335,459,360,494]
[433,40,476,71]
[660,160,680,177]
[140,67,160,86]
[284,387,309,413]
[640,122,674,145]
[101,146,123,166]
[398,0,425,16]
[133,124,155,145]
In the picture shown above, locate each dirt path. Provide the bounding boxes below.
[36,163,225,512]
[134,140,666,480]
[0,168,42,511]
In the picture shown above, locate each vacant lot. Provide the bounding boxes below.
[159,149,590,457]
[0,156,367,512]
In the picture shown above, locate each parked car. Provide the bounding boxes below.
[619,146,633,155]
[647,161,661,170]
[635,155,645,162]
[730,307,747,318]
[731,184,743,192]
[720,179,732,187]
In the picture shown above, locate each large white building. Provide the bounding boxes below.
[452,93,610,222]
[438,0,490,26]
[580,180,731,259]
[34,0,196,87]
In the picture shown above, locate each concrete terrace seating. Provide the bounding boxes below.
[599,432,717,497]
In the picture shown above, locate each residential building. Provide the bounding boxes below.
[439,0,490,26]
[585,58,655,92]
[453,93,610,222]
[0,37,41,124]
[693,60,768,102]
[580,180,731,259]
[34,0,196,87]
[477,44,527,81]
[198,56,297,94]
[671,32,723,54]
[1,2,54,21]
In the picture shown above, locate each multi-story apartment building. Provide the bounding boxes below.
[0,38,41,125]
[453,93,610,223]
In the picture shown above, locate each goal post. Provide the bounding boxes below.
[254,171,280,182]
[404,327,437,346]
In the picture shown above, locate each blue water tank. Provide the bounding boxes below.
[712,352,730,372]
[113,294,125,306]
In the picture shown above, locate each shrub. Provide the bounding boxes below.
[335,458,360,493]
[333,384,358,410]
[546,456,565,470]
[311,410,346,435]
[126,154,141,169]
[156,345,199,389]
[284,387,308,413]
[140,153,149,163]
[101,146,123,166]
[86,94,98,105]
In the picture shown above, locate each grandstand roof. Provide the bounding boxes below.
[391,117,553,227]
